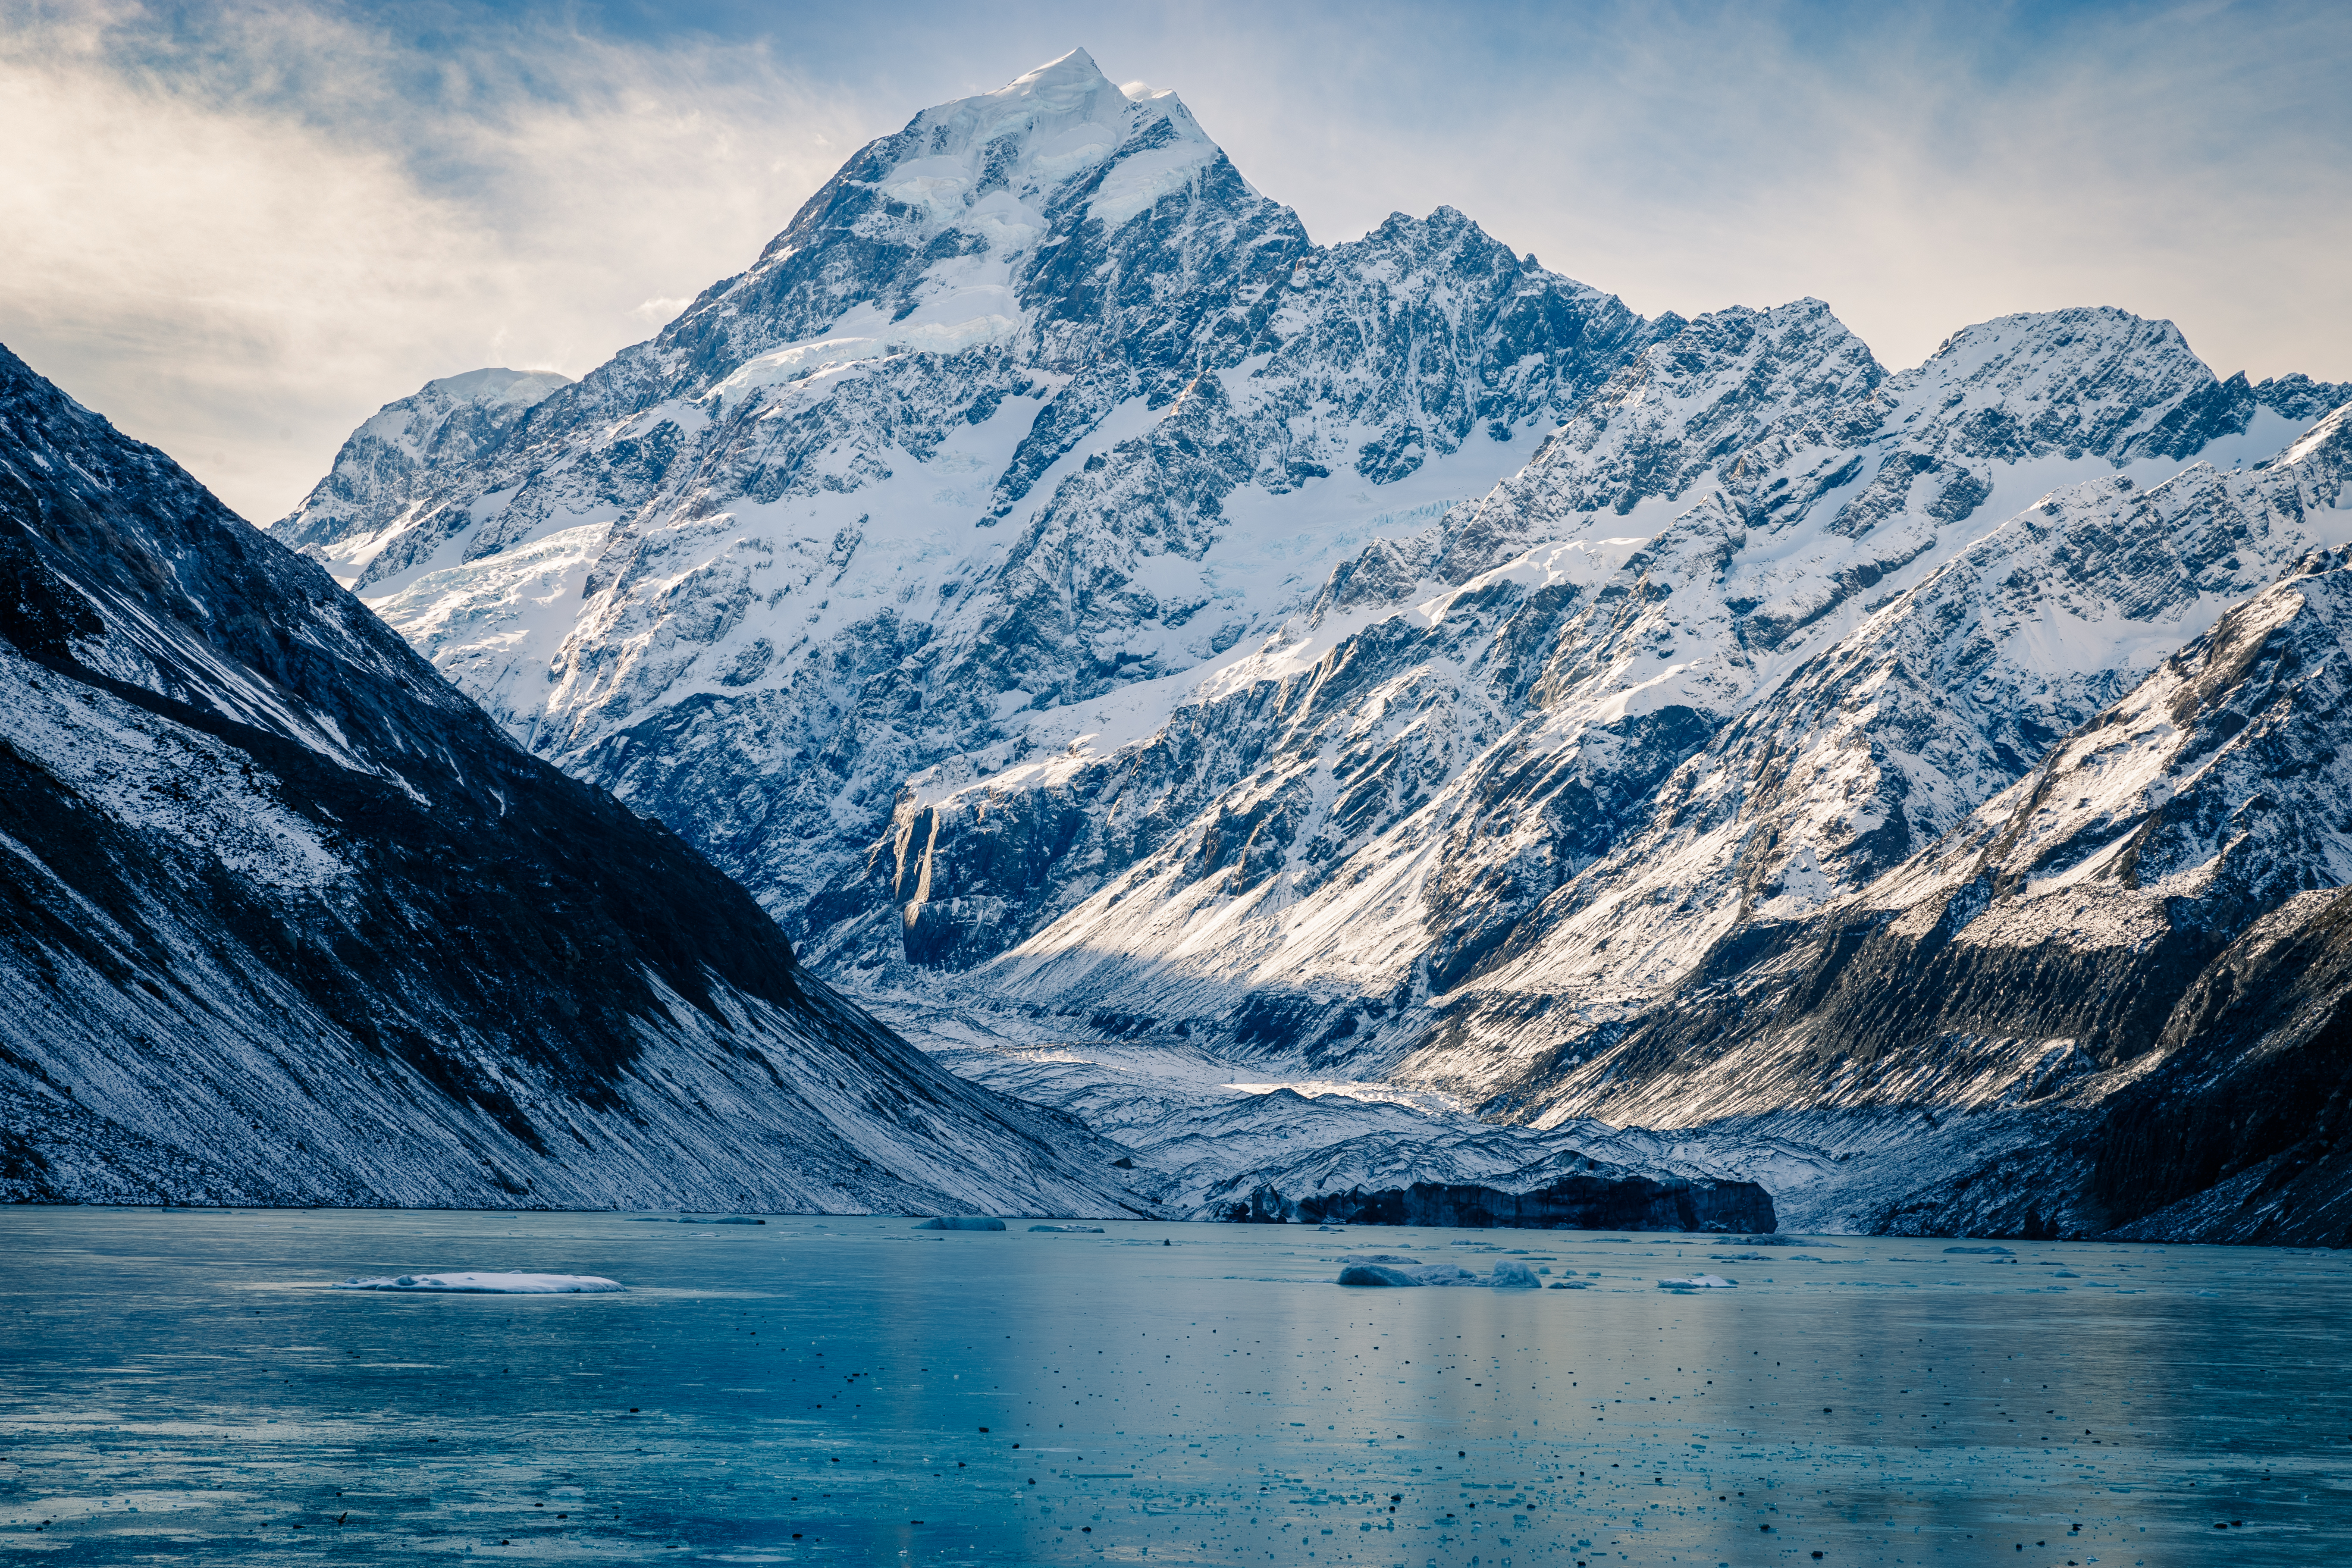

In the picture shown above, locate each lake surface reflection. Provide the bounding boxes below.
[1,1210,2345,1565]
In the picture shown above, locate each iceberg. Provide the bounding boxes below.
[916,1217,1008,1231]
[1335,1257,1527,1288]
[1338,1264,1424,1287]
[1029,1224,1105,1232]
[1657,1273,1738,1290]
[333,1272,624,1294]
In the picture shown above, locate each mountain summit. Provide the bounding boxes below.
[274,49,1654,941]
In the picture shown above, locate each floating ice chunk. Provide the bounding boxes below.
[915,1217,1007,1231]
[1657,1273,1738,1290]
[1413,1263,1481,1286]
[1735,1235,1834,1247]
[1029,1224,1105,1232]
[1338,1264,1424,1288]
[1336,1255,1492,1287]
[1546,1280,1590,1289]
[1490,1263,1542,1289]
[626,1215,765,1225]
[333,1272,623,1294]
[1943,1245,2013,1254]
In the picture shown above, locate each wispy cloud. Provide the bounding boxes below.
[0,1,873,519]
[2,0,2345,521]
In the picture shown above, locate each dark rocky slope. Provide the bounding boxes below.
[0,342,1142,1214]
[1229,1174,1774,1232]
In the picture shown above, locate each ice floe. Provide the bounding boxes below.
[333,1272,623,1294]
[1657,1273,1738,1290]
[1336,1257,1550,1288]
[916,1217,1007,1231]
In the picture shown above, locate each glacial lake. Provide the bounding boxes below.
[1,1210,2346,1565]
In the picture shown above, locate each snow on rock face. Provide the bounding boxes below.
[1392,414,2352,1098]
[1492,466,2352,1242]
[0,340,1149,1217]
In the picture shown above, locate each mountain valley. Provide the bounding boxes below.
[26,47,2347,1241]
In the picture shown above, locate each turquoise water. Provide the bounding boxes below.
[1,1210,2346,1564]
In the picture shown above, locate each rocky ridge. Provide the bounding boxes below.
[888,304,2344,1068]
[1524,451,2352,1244]
[0,340,1145,1214]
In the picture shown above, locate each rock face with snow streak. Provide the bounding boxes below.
[0,341,1145,1215]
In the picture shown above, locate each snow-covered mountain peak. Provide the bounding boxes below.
[1883,306,2227,461]
[878,47,1217,235]
[2279,396,2352,480]
[417,366,574,412]
[275,365,573,567]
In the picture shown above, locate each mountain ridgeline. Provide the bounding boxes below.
[271,49,2352,1242]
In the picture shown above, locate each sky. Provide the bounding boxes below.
[2,0,2346,523]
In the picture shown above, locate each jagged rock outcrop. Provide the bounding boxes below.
[0,341,1146,1214]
